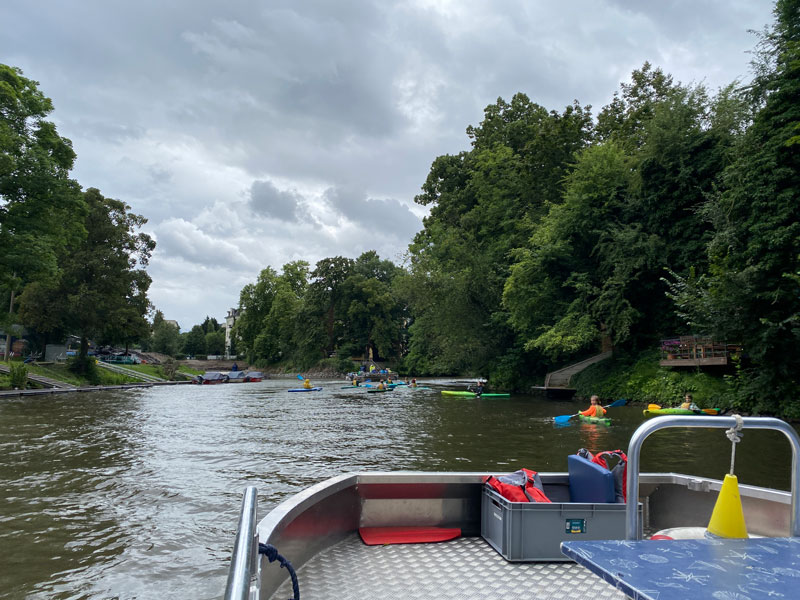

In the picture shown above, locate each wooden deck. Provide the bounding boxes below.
[659,336,741,367]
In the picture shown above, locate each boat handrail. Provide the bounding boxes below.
[626,415,800,540]
[224,486,260,600]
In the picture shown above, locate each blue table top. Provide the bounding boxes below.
[561,537,800,600]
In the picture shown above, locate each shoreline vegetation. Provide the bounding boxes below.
[0,353,755,417]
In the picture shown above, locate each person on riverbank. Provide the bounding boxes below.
[303,378,312,389]
[231,362,238,371]
[580,395,606,418]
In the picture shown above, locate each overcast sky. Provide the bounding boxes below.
[2,0,774,331]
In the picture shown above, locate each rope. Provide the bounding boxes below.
[725,414,744,475]
[258,543,300,600]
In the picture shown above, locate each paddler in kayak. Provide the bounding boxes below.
[680,393,699,411]
[303,378,312,389]
[580,395,606,418]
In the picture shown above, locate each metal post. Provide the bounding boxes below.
[626,416,800,540]
[224,486,259,600]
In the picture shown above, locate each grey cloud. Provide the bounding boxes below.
[323,186,422,241]
[249,180,302,222]
[153,218,256,270]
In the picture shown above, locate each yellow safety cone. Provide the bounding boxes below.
[706,473,748,538]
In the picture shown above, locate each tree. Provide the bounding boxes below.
[200,316,220,333]
[151,311,180,356]
[404,94,593,379]
[504,65,746,364]
[234,267,280,358]
[668,0,800,415]
[205,329,225,356]
[307,256,355,352]
[19,188,155,369]
[183,325,207,357]
[0,64,85,359]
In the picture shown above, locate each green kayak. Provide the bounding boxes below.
[644,407,722,416]
[440,390,510,397]
[578,414,611,426]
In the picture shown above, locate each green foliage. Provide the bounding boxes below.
[67,355,99,384]
[665,2,800,409]
[17,187,154,361]
[148,310,181,356]
[182,325,207,357]
[0,64,85,301]
[161,357,177,381]
[9,362,27,389]
[204,330,225,356]
[404,94,594,376]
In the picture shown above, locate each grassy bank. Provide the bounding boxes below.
[1,361,143,389]
[572,350,731,409]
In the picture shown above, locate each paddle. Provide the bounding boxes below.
[648,403,661,411]
[555,398,626,424]
[297,374,304,380]
[554,413,578,425]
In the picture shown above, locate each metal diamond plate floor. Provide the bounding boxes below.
[270,535,628,599]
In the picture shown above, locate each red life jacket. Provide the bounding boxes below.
[578,449,628,502]
[485,468,551,503]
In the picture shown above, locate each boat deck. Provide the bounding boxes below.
[270,534,626,600]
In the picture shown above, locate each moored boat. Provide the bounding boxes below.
[226,370,248,383]
[224,415,800,600]
[245,371,265,382]
[194,371,227,384]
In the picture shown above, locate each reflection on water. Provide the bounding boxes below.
[0,380,795,599]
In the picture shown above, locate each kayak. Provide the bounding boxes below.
[441,391,510,397]
[288,387,323,392]
[644,407,722,416]
[367,388,389,393]
[578,414,611,426]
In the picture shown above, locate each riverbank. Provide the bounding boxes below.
[0,380,192,397]
[572,349,733,409]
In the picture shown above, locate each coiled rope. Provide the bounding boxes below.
[725,414,744,475]
[258,543,300,600]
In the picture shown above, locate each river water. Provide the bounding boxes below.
[0,379,795,599]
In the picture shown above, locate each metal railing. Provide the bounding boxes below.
[224,487,260,600]
[625,416,800,540]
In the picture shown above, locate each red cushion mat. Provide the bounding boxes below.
[358,526,462,545]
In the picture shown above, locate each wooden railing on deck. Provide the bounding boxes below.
[659,336,741,367]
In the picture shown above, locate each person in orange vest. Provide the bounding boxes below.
[580,395,606,418]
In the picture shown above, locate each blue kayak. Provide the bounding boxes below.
[288,387,323,392]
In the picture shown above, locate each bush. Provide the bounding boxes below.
[9,363,28,389]
[161,358,177,380]
[67,355,100,385]
[336,356,356,373]
[573,349,732,408]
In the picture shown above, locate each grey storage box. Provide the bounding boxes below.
[481,486,640,561]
